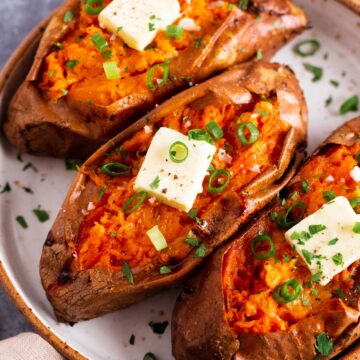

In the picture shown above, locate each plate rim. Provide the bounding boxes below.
[0,1,359,360]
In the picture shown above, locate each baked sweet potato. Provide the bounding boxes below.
[40,61,307,322]
[3,0,307,158]
[172,117,360,360]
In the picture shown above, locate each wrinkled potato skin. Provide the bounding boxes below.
[4,0,307,158]
[171,117,360,360]
[39,61,307,323]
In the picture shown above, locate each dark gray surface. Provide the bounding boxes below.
[0,0,62,341]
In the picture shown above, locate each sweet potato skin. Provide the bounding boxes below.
[3,0,307,158]
[39,61,307,323]
[171,117,360,360]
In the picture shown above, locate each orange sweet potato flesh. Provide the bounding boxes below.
[39,61,307,322]
[172,117,360,360]
[3,0,307,158]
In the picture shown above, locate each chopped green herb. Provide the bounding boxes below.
[48,69,56,78]
[309,272,322,283]
[325,96,333,107]
[194,38,202,49]
[63,10,74,23]
[339,95,359,115]
[148,321,169,334]
[65,159,83,171]
[335,288,345,299]
[194,243,206,258]
[273,20,280,29]
[97,186,106,201]
[290,191,299,200]
[66,59,80,70]
[328,238,338,245]
[85,0,104,15]
[315,332,333,357]
[350,197,360,209]
[102,50,112,60]
[302,249,316,265]
[122,261,134,284]
[301,293,311,306]
[322,190,335,202]
[0,182,11,193]
[61,89,69,96]
[185,236,199,247]
[332,252,344,266]
[53,42,64,51]
[187,208,198,220]
[311,289,319,296]
[353,221,360,234]
[238,0,248,10]
[303,63,323,82]
[129,334,135,345]
[256,50,263,60]
[33,208,50,223]
[330,79,339,87]
[23,162,38,172]
[301,179,309,193]
[150,176,160,190]
[149,23,156,32]
[159,266,172,275]
[282,254,290,262]
[256,109,268,117]
[309,224,326,235]
[16,216,28,229]
[270,211,279,221]
[22,186,33,194]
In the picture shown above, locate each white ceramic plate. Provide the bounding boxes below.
[1,1,360,359]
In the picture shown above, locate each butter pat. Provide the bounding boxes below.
[99,0,181,51]
[285,196,360,286]
[134,127,216,212]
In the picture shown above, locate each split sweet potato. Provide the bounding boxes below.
[172,117,360,360]
[3,0,307,158]
[40,61,307,322]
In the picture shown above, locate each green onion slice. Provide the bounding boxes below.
[206,121,224,141]
[122,191,148,214]
[237,122,259,145]
[147,225,168,251]
[277,201,306,229]
[169,141,188,163]
[294,39,320,57]
[91,33,109,52]
[208,169,231,194]
[273,279,301,304]
[63,10,74,23]
[188,129,212,143]
[146,60,171,92]
[100,162,131,177]
[85,0,104,15]
[159,266,172,274]
[122,261,134,284]
[165,25,184,40]
[103,61,120,80]
[251,232,276,260]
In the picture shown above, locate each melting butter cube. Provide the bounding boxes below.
[99,0,181,51]
[134,127,216,212]
[285,196,360,286]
